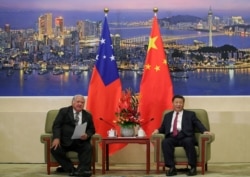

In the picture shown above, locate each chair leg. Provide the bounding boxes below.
[92,161,95,174]
[201,163,205,175]
[47,163,51,175]
[205,163,208,171]
[156,163,159,174]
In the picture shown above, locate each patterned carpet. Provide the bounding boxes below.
[0,163,250,177]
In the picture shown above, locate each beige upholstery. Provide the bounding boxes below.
[151,109,215,175]
[40,110,102,175]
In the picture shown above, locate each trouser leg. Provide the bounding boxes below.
[51,146,74,172]
[180,137,197,167]
[75,142,92,172]
[162,137,176,167]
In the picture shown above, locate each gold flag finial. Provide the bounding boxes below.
[153,7,158,17]
[104,8,109,14]
[153,7,158,13]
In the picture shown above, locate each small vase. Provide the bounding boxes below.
[120,126,135,137]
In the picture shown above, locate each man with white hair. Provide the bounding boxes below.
[51,94,95,177]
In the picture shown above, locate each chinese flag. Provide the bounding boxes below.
[87,15,125,154]
[139,15,174,137]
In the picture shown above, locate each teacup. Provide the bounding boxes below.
[138,127,145,137]
[107,129,116,137]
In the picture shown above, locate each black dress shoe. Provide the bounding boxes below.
[187,167,197,176]
[81,172,92,177]
[68,167,77,176]
[75,171,92,177]
[56,166,65,173]
[166,167,177,176]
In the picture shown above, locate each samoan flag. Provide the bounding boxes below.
[87,15,125,155]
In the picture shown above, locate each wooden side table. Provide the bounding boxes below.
[101,137,150,174]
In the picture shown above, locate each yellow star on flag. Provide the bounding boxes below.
[163,59,167,65]
[147,36,158,51]
[144,63,151,70]
[154,65,160,72]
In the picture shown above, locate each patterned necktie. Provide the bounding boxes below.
[75,112,79,125]
[173,112,179,136]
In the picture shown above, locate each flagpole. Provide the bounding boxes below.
[104,8,109,17]
[153,7,158,17]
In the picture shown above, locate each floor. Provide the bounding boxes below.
[0,163,250,177]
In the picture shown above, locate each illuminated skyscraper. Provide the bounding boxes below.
[4,24,10,33]
[38,13,53,41]
[77,20,98,40]
[55,16,64,36]
[208,7,213,47]
[3,24,11,48]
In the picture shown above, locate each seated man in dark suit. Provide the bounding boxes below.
[152,95,211,176]
[51,94,95,177]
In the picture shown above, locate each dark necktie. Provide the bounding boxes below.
[173,112,179,137]
[75,112,79,125]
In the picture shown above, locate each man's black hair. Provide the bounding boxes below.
[172,95,185,102]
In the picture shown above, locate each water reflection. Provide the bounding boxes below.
[175,68,250,95]
[0,68,250,96]
[229,69,234,87]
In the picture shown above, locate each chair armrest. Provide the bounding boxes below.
[40,133,102,144]
[150,133,165,147]
[40,133,52,144]
[197,132,215,163]
[91,134,102,162]
[40,133,53,163]
[150,133,165,142]
[150,133,165,163]
[91,133,102,144]
[151,133,165,139]
[198,132,215,145]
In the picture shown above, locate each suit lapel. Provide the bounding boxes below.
[166,111,174,132]
[181,110,186,127]
[81,110,86,123]
[68,107,75,123]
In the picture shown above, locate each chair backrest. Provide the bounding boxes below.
[162,109,210,132]
[45,110,59,133]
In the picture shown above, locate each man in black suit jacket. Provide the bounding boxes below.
[51,94,95,177]
[152,95,211,176]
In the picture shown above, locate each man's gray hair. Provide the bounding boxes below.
[72,94,85,103]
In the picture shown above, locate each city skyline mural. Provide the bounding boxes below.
[1,0,250,96]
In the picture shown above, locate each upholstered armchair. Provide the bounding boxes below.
[40,110,102,175]
[151,109,215,175]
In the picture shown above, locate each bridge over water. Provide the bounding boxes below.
[120,32,225,45]
[239,48,250,52]
[120,32,250,52]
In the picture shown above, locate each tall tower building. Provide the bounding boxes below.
[38,13,53,41]
[77,20,98,40]
[55,16,64,36]
[208,7,213,47]
[4,24,10,33]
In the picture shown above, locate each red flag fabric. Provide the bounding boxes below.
[87,16,125,155]
[139,16,174,137]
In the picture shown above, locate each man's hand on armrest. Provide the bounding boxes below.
[152,129,159,135]
[203,131,212,135]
